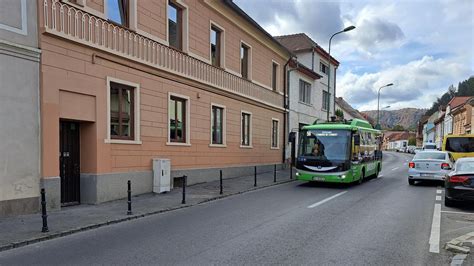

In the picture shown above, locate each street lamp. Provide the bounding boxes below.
[376,83,394,129]
[326,26,356,121]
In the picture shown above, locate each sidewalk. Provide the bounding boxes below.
[0,167,295,252]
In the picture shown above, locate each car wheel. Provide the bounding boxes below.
[408,179,415,186]
[444,196,456,207]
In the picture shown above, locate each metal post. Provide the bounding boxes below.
[254,166,257,187]
[181,175,187,204]
[127,180,132,215]
[274,164,277,183]
[41,188,49,233]
[290,165,293,179]
[219,170,223,195]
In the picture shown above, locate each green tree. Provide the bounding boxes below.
[335,109,344,119]
[408,136,416,146]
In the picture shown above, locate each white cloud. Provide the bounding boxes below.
[339,56,470,111]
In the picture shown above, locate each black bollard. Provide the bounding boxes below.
[274,164,277,183]
[127,180,132,215]
[290,164,293,179]
[181,175,187,204]
[219,170,223,195]
[254,166,257,187]
[41,188,49,233]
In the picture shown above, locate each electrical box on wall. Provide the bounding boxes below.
[153,159,171,193]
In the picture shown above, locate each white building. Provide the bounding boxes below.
[275,33,339,163]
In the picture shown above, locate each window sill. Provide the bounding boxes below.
[209,144,227,148]
[298,101,312,107]
[166,142,192,146]
[105,139,142,145]
[240,145,253,149]
[271,147,280,150]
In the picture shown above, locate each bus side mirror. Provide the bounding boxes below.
[354,135,360,146]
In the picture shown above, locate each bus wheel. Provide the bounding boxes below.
[375,164,381,178]
[358,170,365,185]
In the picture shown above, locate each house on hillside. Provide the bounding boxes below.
[452,97,474,135]
[416,116,429,147]
[434,106,446,149]
[423,111,438,146]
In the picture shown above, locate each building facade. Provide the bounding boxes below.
[0,0,41,216]
[39,0,291,208]
[275,33,339,163]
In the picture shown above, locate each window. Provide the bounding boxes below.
[110,82,135,140]
[272,62,278,91]
[322,90,330,111]
[169,96,187,143]
[241,112,251,146]
[299,79,311,104]
[320,62,329,75]
[107,0,128,26]
[240,43,250,79]
[168,1,182,50]
[271,119,279,148]
[211,105,224,145]
[210,26,222,67]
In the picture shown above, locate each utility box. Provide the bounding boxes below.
[153,158,171,193]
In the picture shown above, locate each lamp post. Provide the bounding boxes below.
[376,83,393,129]
[326,25,356,121]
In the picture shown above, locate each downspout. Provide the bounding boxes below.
[311,49,315,71]
[283,57,291,164]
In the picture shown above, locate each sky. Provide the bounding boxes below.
[234,0,474,111]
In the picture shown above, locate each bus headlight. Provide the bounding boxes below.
[296,172,300,176]
[340,175,346,179]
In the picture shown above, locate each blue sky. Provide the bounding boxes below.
[235,0,474,111]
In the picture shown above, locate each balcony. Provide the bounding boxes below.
[41,0,283,109]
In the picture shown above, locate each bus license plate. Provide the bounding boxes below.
[313,177,325,181]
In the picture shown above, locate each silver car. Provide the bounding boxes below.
[408,151,454,185]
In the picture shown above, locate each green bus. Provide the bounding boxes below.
[296,119,382,184]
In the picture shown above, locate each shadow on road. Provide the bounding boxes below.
[412,180,445,187]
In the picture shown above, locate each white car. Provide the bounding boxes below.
[423,143,437,151]
[408,151,454,185]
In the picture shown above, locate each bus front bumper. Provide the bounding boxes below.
[296,169,352,183]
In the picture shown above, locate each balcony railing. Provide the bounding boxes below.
[42,0,283,109]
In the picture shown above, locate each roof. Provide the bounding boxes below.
[384,131,411,141]
[274,33,340,66]
[222,1,292,57]
[335,97,366,120]
[448,96,471,110]
[303,119,380,133]
[434,112,445,125]
[289,59,322,80]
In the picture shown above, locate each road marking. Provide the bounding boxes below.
[429,203,442,253]
[436,189,442,194]
[441,210,474,215]
[436,195,442,201]
[391,167,399,171]
[451,254,467,266]
[307,191,347,209]
[378,174,384,178]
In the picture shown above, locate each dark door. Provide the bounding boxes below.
[60,121,80,206]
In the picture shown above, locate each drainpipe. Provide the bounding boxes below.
[311,49,315,71]
[283,57,297,165]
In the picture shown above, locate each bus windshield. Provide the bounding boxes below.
[445,137,474,153]
[299,130,351,161]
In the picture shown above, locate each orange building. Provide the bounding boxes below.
[39,0,291,208]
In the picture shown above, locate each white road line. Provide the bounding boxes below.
[429,203,442,253]
[391,167,399,171]
[378,174,384,178]
[441,210,474,215]
[436,195,442,201]
[307,191,347,209]
[436,189,442,194]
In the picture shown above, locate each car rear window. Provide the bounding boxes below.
[445,137,474,153]
[414,152,446,160]
[457,161,474,172]
[424,144,436,149]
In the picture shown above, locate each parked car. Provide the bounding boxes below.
[407,145,416,154]
[423,143,437,151]
[408,151,454,185]
[445,157,474,207]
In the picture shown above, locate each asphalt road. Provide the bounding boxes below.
[0,152,455,265]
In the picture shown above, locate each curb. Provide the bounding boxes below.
[0,178,295,253]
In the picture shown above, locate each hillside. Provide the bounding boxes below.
[361,108,426,130]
